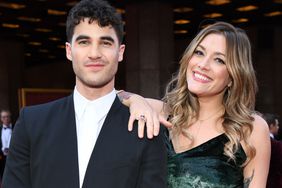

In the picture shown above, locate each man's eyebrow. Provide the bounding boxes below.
[74,35,116,43]
[75,35,90,42]
[100,36,115,43]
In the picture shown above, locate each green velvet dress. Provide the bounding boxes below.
[165,132,247,188]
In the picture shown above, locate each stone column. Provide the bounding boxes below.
[124,1,174,98]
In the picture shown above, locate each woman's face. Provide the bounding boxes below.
[186,33,232,98]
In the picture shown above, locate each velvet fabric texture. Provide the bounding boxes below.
[165,133,246,188]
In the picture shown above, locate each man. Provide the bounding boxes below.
[262,113,282,188]
[0,109,12,177]
[2,0,167,187]
[264,113,280,140]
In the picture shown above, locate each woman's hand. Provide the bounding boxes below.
[117,90,172,139]
[127,94,159,138]
[127,95,172,138]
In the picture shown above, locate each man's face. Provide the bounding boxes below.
[1,111,11,125]
[65,19,125,97]
[270,119,280,135]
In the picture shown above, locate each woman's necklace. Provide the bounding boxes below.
[198,106,224,122]
[193,106,224,141]
[174,107,224,153]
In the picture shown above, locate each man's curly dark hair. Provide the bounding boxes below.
[66,0,124,44]
[262,113,279,127]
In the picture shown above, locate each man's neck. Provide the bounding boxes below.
[2,123,11,128]
[75,86,115,101]
[75,85,114,100]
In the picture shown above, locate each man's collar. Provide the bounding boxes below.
[73,87,116,121]
[2,124,12,129]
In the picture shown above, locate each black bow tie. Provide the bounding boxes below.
[3,127,11,130]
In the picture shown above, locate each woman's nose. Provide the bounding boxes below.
[197,57,210,70]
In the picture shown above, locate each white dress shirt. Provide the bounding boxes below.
[73,87,116,188]
[1,123,12,155]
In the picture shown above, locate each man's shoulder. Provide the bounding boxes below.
[270,139,282,158]
[22,95,72,113]
[271,139,282,149]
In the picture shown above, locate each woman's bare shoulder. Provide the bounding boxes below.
[250,114,269,138]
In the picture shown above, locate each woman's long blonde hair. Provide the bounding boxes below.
[163,22,257,163]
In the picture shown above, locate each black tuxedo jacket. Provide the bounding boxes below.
[266,138,282,188]
[0,125,3,155]
[0,124,5,176]
[2,95,167,188]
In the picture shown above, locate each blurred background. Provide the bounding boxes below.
[0,0,281,136]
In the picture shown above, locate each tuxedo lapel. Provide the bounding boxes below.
[56,95,80,187]
[90,97,121,153]
[82,96,122,187]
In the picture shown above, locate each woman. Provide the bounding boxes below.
[119,22,270,187]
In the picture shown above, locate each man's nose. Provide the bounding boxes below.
[88,44,102,59]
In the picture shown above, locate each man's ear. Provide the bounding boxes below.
[65,42,72,61]
[118,44,125,62]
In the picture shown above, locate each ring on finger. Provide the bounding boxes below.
[139,115,146,122]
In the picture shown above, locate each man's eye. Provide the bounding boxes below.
[78,40,89,45]
[102,41,112,46]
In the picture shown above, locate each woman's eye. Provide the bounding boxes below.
[194,50,203,56]
[215,58,225,64]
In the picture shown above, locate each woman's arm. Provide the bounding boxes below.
[117,90,171,138]
[243,114,271,188]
